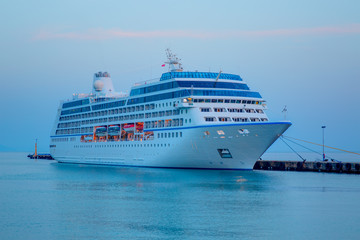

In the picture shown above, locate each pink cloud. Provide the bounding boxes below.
[236,24,360,37]
[33,24,360,41]
[33,29,214,40]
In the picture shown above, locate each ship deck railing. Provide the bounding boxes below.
[134,78,161,86]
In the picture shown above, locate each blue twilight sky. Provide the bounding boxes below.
[0,0,359,154]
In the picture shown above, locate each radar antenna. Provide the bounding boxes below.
[164,49,183,72]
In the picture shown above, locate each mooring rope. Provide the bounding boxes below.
[283,137,322,155]
[279,136,306,161]
[282,136,341,162]
[282,135,360,156]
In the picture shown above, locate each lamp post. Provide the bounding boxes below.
[322,126,326,161]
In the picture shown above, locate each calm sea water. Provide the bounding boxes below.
[1,152,360,240]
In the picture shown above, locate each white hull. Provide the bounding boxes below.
[51,122,290,170]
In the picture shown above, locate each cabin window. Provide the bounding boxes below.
[218,117,231,122]
[200,108,211,112]
[232,117,248,122]
[204,117,216,122]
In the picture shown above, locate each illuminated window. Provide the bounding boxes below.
[218,117,231,122]
[214,108,225,112]
[217,130,225,135]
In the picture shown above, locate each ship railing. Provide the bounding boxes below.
[90,94,128,103]
[133,77,160,86]
[72,93,93,100]
[70,92,129,102]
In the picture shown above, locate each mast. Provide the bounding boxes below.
[213,70,222,88]
[164,49,183,72]
[282,105,288,120]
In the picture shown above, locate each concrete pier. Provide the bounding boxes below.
[254,160,360,174]
[27,153,54,160]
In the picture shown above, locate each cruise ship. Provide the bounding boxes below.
[50,50,291,170]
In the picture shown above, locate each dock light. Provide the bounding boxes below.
[322,126,326,161]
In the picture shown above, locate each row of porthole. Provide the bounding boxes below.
[157,131,183,138]
[202,107,264,114]
[204,117,267,122]
[74,143,172,148]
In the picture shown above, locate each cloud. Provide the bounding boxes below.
[240,24,360,37]
[33,29,214,40]
[33,24,360,41]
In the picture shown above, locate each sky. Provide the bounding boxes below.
[0,0,359,155]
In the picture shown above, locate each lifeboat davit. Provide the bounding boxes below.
[108,125,120,136]
[84,135,93,141]
[95,126,107,136]
[123,124,134,132]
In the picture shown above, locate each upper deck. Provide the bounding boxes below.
[61,49,261,110]
[160,71,242,81]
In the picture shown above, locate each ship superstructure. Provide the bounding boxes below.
[50,50,291,169]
